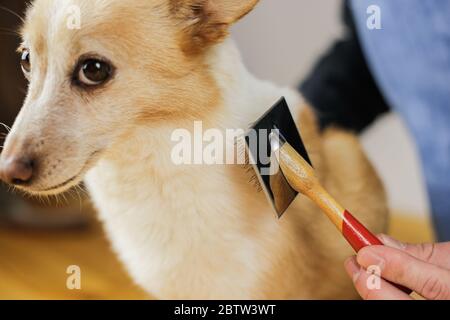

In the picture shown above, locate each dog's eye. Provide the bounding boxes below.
[20,49,31,74]
[76,59,112,86]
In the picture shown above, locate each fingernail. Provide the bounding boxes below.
[345,257,362,283]
[379,234,406,250]
[357,249,385,270]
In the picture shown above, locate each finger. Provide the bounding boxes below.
[378,234,450,270]
[344,257,412,300]
[357,246,450,300]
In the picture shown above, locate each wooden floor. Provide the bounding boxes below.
[0,210,435,300]
[0,219,148,300]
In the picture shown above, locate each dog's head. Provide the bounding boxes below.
[0,0,259,195]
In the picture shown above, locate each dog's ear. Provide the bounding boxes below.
[170,0,259,54]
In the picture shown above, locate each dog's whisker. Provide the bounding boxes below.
[67,187,84,213]
[75,184,88,197]
[0,27,21,36]
[0,5,25,23]
[0,26,19,32]
[0,30,19,38]
[46,194,53,206]
[74,188,83,212]
[51,193,58,206]
[0,122,11,133]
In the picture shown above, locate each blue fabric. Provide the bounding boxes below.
[350,0,450,241]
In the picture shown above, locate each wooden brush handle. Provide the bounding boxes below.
[277,142,412,293]
[276,142,380,250]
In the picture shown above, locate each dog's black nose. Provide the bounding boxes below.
[0,155,34,185]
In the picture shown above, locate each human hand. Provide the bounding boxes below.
[344,234,450,300]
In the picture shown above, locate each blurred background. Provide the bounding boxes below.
[0,0,435,299]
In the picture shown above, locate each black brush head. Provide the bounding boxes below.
[245,97,311,218]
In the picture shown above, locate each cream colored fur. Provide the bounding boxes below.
[2,0,388,299]
[86,40,387,299]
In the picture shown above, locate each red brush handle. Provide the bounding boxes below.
[275,142,412,294]
[342,210,412,294]
[342,210,383,252]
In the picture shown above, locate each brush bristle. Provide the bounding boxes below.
[234,135,263,193]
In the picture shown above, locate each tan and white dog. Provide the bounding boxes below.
[0,0,388,299]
